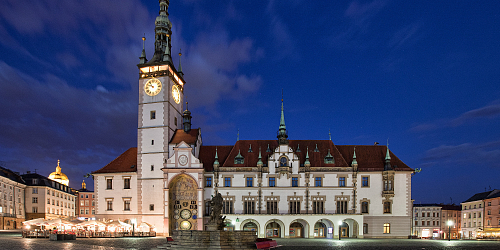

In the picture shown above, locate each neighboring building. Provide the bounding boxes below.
[482,190,500,238]
[440,204,461,239]
[76,180,95,221]
[93,0,414,238]
[0,166,26,229]
[461,191,491,239]
[22,171,76,220]
[413,204,442,238]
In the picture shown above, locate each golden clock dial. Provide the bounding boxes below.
[144,79,162,96]
[180,209,191,219]
[180,220,191,230]
[172,84,181,104]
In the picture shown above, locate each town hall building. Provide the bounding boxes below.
[92,0,414,239]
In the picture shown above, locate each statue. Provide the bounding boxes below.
[207,192,226,230]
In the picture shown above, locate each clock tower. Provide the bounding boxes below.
[136,0,185,230]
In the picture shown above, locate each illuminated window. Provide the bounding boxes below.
[383,223,390,234]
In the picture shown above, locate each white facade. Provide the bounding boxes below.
[0,169,26,229]
[93,0,414,238]
[413,205,442,239]
[461,200,484,239]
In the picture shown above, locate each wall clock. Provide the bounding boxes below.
[172,84,181,104]
[144,78,162,96]
[180,209,192,219]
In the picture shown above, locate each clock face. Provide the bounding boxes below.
[180,209,192,219]
[180,220,191,230]
[144,79,162,96]
[172,84,181,104]
[280,157,287,166]
[179,155,188,166]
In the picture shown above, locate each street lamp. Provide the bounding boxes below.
[338,220,342,240]
[447,220,453,241]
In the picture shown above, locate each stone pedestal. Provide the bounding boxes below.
[155,230,258,250]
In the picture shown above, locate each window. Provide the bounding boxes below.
[205,177,212,187]
[224,177,231,187]
[422,212,425,217]
[312,200,324,214]
[291,177,298,187]
[427,212,430,217]
[80,209,84,214]
[246,177,253,187]
[85,209,89,214]
[361,201,369,213]
[151,140,154,145]
[479,212,481,218]
[32,188,38,194]
[244,200,255,214]
[32,197,38,203]
[422,221,425,226]
[124,200,130,211]
[222,200,233,214]
[32,207,38,213]
[32,179,38,185]
[106,179,113,189]
[363,223,368,234]
[383,223,390,234]
[269,177,276,187]
[339,177,346,187]
[488,202,491,206]
[150,110,156,119]
[267,200,278,214]
[488,210,491,215]
[337,200,348,214]
[151,165,154,171]
[85,200,89,206]
[362,176,369,187]
[433,221,435,226]
[384,180,393,191]
[415,221,418,226]
[92,201,95,206]
[289,200,300,214]
[383,201,391,214]
[150,204,154,211]
[205,201,211,216]
[80,200,84,206]
[315,177,322,187]
[47,199,50,204]
[107,200,113,211]
[124,178,131,189]
[174,117,177,126]
[427,221,430,226]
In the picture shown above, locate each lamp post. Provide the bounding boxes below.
[338,220,342,240]
[447,220,454,241]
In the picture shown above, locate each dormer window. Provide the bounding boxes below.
[234,150,244,164]
[279,156,288,167]
[324,149,334,164]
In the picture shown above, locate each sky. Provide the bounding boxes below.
[1,0,499,204]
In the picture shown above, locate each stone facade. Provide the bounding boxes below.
[0,166,26,229]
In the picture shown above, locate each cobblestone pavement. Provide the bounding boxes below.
[1,233,499,250]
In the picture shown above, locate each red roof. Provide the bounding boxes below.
[92,148,137,174]
[170,129,200,145]
[199,141,412,172]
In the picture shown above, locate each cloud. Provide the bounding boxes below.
[420,140,500,168]
[344,0,387,25]
[410,100,500,132]
[265,1,297,60]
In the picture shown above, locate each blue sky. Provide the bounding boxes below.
[1,0,499,204]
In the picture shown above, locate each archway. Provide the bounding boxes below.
[314,222,327,238]
[242,221,259,234]
[343,218,360,238]
[168,174,198,233]
[289,222,304,238]
[265,220,283,238]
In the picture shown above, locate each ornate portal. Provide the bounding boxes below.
[169,174,198,231]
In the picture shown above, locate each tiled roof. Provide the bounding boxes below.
[92,148,137,174]
[0,166,25,184]
[198,140,412,172]
[413,203,442,207]
[485,189,500,200]
[21,173,74,194]
[440,204,461,211]
[463,190,497,203]
[170,129,200,145]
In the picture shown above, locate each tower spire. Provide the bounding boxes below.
[150,0,172,63]
[139,35,147,64]
[352,147,358,165]
[183,102,192,132]
[277,90,288,144]
[178,49,183,76]
[385,139,392,170]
